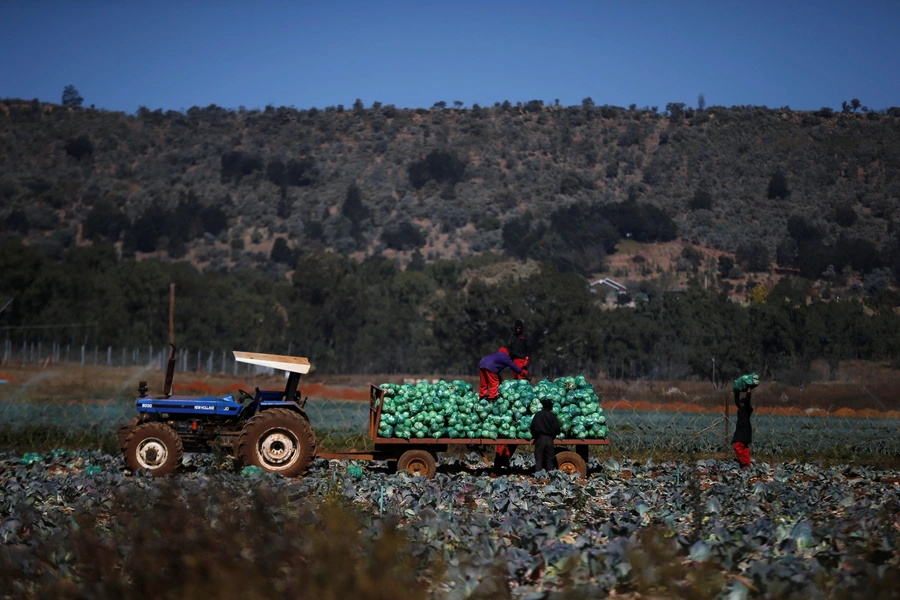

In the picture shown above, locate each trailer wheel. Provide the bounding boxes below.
[397,449,436,479]
[124,422,183,476]
[237,408,316,477]
[555,451,587,478]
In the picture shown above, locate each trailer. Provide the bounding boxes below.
[315,385,610,478]
[119,350,610,479]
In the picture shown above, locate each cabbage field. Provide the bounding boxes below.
[1,449,897,597]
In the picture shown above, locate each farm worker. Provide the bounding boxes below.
[478,347,523,401]
[732,390,753,469]
[508,319,533,380]
[495,319,532,471]
[530,398,561,474]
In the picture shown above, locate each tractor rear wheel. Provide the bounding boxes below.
[397,449,437,479]
[124,422,183,476]
[237,408,316,477]
[118,416,142,451]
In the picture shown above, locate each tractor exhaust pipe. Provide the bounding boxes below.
[163,343,176,397]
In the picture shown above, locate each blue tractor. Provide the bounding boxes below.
[118,350,316,477]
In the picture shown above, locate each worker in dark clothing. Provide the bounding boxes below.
[508,319,533,380]
[732,391,753,469]
[479,348,523,400]
[530,398,561,473]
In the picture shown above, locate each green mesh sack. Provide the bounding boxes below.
[733,373,760,392]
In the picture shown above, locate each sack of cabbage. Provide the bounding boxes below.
[733,373,760,393]
[376,374,608,441]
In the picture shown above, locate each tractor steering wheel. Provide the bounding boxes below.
[237,389,254,404]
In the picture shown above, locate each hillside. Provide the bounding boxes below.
[2,98,900,286]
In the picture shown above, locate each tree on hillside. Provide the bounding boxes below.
[718,255,735,279]
[62,85,83,108]
[382,221,426,251]
[736,241,770,272]
[666,102,686,123]
[832,203,857,227]
[82,200,129,243]
[688,187,713,210]
[408,149,466,189]
[64,135,93,160]
[767,170,791,200]
[270,237,295,265]
[748,283,768,304]
[342,183,369,239]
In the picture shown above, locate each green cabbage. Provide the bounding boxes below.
[376,375,607,440]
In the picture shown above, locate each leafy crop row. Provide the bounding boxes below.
[1,450,897,597]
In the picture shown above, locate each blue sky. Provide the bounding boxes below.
[2,0,897,114]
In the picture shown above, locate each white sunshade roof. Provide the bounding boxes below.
[233,351,311,374]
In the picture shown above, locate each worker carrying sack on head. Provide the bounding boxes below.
[507,319,533,380]
[478,347,523,401]
[732,373,759,470]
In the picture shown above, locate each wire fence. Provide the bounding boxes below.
[1,340,288,376]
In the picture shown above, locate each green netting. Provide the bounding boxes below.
[376,375,608,440]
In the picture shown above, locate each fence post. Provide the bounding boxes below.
[197,349,201,372]
[94,346,98,366]
[221,351,226,373]
[66,344,70,364]
[81,345,85,367]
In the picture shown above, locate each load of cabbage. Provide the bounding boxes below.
[376,375,608,440]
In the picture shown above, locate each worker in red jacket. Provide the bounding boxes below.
[480,347,523,473]
[478,347,523,401]
[508,319,533,380]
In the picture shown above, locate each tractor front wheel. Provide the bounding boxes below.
[124,422,183,476]
[237,408,316,477]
